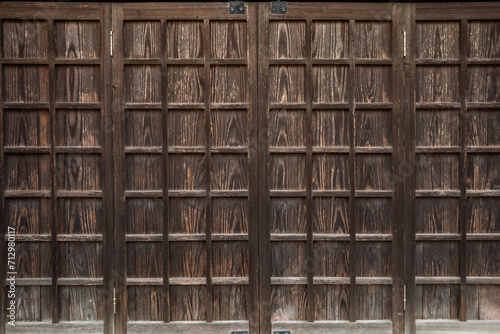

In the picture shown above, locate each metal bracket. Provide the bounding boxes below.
[231,332,248,334]
[229,1,246,14]
[274,332,291,334]
[271,1,287,14]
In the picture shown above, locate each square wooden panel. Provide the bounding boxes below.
[59,286,105,321]
[356,285,392,320]
[169,198,205,234]
[416,21,459,59]
[7,198,51,234]
[126,198,163,234]
[213,198,248,234]
[467,154,500,190]
[416,66,459,103]
[213,286,248,320]
[467,285,500,320]
[467,66,500,102]
[59,242,103,278]
[2,20,48,59]
[415,198,459,234]
[127,286,164,321]
[415,154,459,190]
[167,21,204,59]
[169,242,206,277]
[211,154,248,190]
[167,66,204,103]
[15,242,51,278]
[170,286,207,321]
[416,241,459,276]
[468,21,500,59]
[6,154,51,190]
[211,21,247,59]
[355,110,392,147]
[211,110,248,147]
[212,241,249,277]
[168,110,205,147]
[271,198,306,233]
[124,65,160,103]
[124,110,162,147]
[355,66,391,103]
[416,284,460,320]
[271,241,307,277]
[124,21,161,59]
[126,242,162,278]
[271,285,307,321]
[211,66,247,103]
[355,242,391,277]
[56,66,101,103]
[168,154,206,190]
[355,21,391,59]
[355,198,392,234]
[312,197,349,234]
[16,286,51,322]
[312,110,349,147]
[467,110,500,147]
[467,241,500,276]
[55,21,101,59]
[466,198,500,233]
[312,21,348,59]
[269,66,305,103]
[313,241,349,277]
[270,153,306,190]
[3,66,49,102]
[125,154,162,190]
[57,110,101,147]
[269,21,306,59]
[312,66,348,103]
[312,153,349,190]
[4,110,50,147]
[58,198,103,234]
[416,110,459,147]
[355,154,392,190]
[270,109,306,147]
[314,285,349,320]
[56,154,103,190]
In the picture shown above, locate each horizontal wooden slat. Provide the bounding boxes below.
[166,103,204,110]
[416,320,500,333]
[124,59,161,65]
[126,278,163,286]
[168,190,206,198]
[210,103,249,110]
[0,3,101,19]
[5,278,51,286]
[355,147,393,153]
[416,2,500,20]
[58,278,103,286]
[415,276,461,285]
[355,103,393,110]
[57,234,103,242]
[466,277,500,284]
[415,146,461,154]
[55,103,101,110]
[57,190,102,198]
[466,233,500,241]
[313,277,351,285]
[1,58,48,65]
[270,190,307,197]
[312,103,350,110]
[468,103,500,110]
[356,277,393,285]
[125,234,249,242]
[269,103,307,109]
[416,102,461,109]
[55,146,101,154]
[274,2,393,20]
[416,233,461,241]
[467,58,500,65]
[168,146,205,153]
[211,277,249,285]
[3,322,104,334]
[168,278,206,286]
[6,234,51,242]
[467,146,500,153]
[270,233,307,241]
[124,103,162,110]
[269,146,306,153]
[4,146,51,154]
[356,234,393,241]
[124,190,163,198]
[271,277,308,285]
[210,147,248,154]
[4,190,51,198]
[211,190,249,197]
[355,190,393,198]
[416,59,460,65]
[467,190,500,197]
[125,146,162,154]
[415,190,461,197]
[312,190,350,197]
[311,147,350,154]
[269,59,307,65]
[3,103,49,109]
[312,234,350,241]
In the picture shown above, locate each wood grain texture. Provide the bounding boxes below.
[314,285,349,320]
[57,198,102,234]
[212,241,248,277]
[16,286,51,321]
[55,66,100,103]
[270,154,305,190]
[126,198,163,234]
[356,242,391,277]
[213,285,248,320]
[468,21,500,59]
[312,197,349,234]
[167,66,204,103]
[211,110,247,147]
[124,21,160,59]
[124,65,160,103]
[56,109,100,147]
[416,241,459,276]
[355,22,391,59]
[6,154,50,190]
[467,154,500,190]
[416,22,459,59]
[124,110,162,147]
[169,198,205,234]
[467,285,500,320]
[312,154,349,190]
[269,21,305,59]
[314,241,349,277]
[416,110,459,147]
[211,66,247,103]
[168,154,205,190]
[16,242,51,278]
[7,198,51,234]
[167,21,203,59]
[416,154,459,190]
[416,284,460,319]
[211,154,248,190]
[169,242,206,277]
[312,110,349,147]
[355,198,391,234]
[3,66,49,102]
[271,285,307,321]
[270,110,305,147]
[59,241,102,278]
[312,21,348,59]
[355,66,391,103]
[211,21,246,59]
[416,66,459,103]
[467,66,500,102]
[126,242,162,278]
[312,66,348,103]
[269,66,304,103]
[168,110,205,147]
[59,286,104,321]
[356,285,392,320]
[467,241,500,276]
[55,21,100,59]
[355,154,392,190]
[170,286,207,321]
[212,198,247,234]
[416,198,459,234]
[467,110,500,146]
[466,198,500,233]
[271,198,306,233]
[271,242,307,277]
[127,286,164,321]
[4,110,50,147]
[355,111,391,147]
[2,20,48,59]
[56,154,101,190]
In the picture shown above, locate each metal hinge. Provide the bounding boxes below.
[403,31,407,57]
[271,1,287,14]
[113,288,116,314]
[110,31,113,57]
[229,1,245,14]
[403,285,407,311]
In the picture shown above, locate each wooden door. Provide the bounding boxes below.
[0,3,114,334]
[407,3,500,333]
[111,3,259,334]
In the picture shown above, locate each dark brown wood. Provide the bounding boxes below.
[0,17,5,334]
